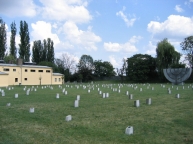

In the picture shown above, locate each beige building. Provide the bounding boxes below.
[0,60,64,87]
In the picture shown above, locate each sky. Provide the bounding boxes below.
[0,0,193,69]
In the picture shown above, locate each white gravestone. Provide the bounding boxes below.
[7,103,11,106]
[66,115,72,121]
[74,100,79,107]
[146,98,151,105]
[56,93,59,99]
[129,94,133,99]
[176,94,180,98]
[77,95,80,100]
[29,108,35,113]
[102,93,106,98]
[126,91,129,95]
[125,126,133,135]
[106,93,109,98]
[15,93,18,98]
[134,100,140,107]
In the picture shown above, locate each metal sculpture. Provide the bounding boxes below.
[163,68,192,85]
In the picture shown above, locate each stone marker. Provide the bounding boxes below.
[2,92,5,96]
[29,108,35,113]
[7,103,11,106]
[140,88,142,92]
[102,93,105,98]
[56,93,59,99]
[65,91,68,95]
[176,94,180,98]
[126,91,129,95]
[88,90,90,93]
[15,93,18,98]
[66,115,72,121]
[125,126,133,135]
[168,90,171,94]
[106,93,109,98]
[134,100,140,107]
[74,100,79,107]
[129,94,133,99]
[152,87,154,90]
[99,91,102,94]
[77,95,80,100]
[146,98,151,105]
[26,90,29,95]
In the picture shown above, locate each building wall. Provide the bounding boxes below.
[52,75,63,85]
[0,64,64,86]
[0,74,8,87]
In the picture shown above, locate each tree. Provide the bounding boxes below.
[0,18,7,60]
[156,38,181,81]
[4,54,16,64]
[77,55,94,82]
[127,54,157,82]
[32,40,43,64]
[180,36,193,68]
[93,60,115,79]
[10,21,17,58]
[117,58,127,83]
[47,38,54,63]
[18,21,30,62]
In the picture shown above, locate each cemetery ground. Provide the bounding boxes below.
[0,82,193,144]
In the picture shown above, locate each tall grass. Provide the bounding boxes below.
[0,83,193,144]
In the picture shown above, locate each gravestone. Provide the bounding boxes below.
[146,98,151,105]
[134,100,140,107]
[65,91,68,95]
[77,95,80,100]
[29,108,35,113]
[66,115,72,121]
[126,91,129,95]
[176,94,180,98]
[15,93,18,98]
[74,100,79,107]
[7,103,11,106]
[56,93,59,99]
[129,94,133,99]
[106,93,109,98]
[102,93,105,98]
[125,126,133,135]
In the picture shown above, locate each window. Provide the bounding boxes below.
[15,78,18,82]
[25,69,28,72]
[24,78,27,81]
[59,78,61,82]
[55,78,57,82]
[31,69,36,72]
[3,68,9,71]
[13,69,16,72]
[46,70,50,73]
[38,70,43,72]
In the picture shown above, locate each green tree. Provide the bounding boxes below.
[0,18,7,60]
[32,40,43,64]
[127,54,157,82]
[47,38,54,63]
[93,60,115,79]
[10,21,17,58]
[18,21,30,62]
[180,36,193,68]
[4,54,16,64]
[77,54,94,82]
[156,38,181,81]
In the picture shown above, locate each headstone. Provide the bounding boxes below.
[168,90,171,94]
[88,90,90,93]
[74,100,79,107]
[140,88,142,92]
[26,90,29,95]
[77,95,80,100]
[29,108,35,113]
[134,100,140,107]
[65,91,68,95]
[125,126,133,135]
[126,91,129,95]
[176,94,180,98]
[2,92,5,96]
[129,94,133,99]
[99,91,102,94]
[146,98,151,105]
[102,93,106,98]
[7,103,11,106]
[56,93,59,99]
[106,93,109,98]
[66,115,72,121]
[15,93,18,98]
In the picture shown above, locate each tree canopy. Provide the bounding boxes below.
[0,17,7,60]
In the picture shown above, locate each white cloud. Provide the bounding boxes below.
[31,21,60,45]
[145,41,156,56]
[147,15,193,40]
[116,7,136,27]
[0,0,37,17]
[39,0,92,23]
[175,5,183,12]
[104,36,141,53]
[62,21,101,51]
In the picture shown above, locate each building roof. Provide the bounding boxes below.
[53,73,63,76]
[0,63,51,68]
[0,71,9,75]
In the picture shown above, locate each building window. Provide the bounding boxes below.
[13,69,16,72]
[59,78,61,82]
[38,70,43,72]
[25,69,28,72]
[24,78,27,81]
[31,69,36,72]
[46,70,50,73]
[15,78,18,82]
[3,68,9,71]
[55,78,57,82]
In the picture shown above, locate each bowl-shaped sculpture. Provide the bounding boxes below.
[163,68,192,85]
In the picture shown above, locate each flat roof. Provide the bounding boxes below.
[53,73,63,76]
[0,63,51,68]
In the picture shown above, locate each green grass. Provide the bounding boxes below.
[0,83,193,144]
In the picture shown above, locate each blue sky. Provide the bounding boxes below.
[0,0,193,69]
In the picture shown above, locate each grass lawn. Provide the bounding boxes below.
[0,83,193,144]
